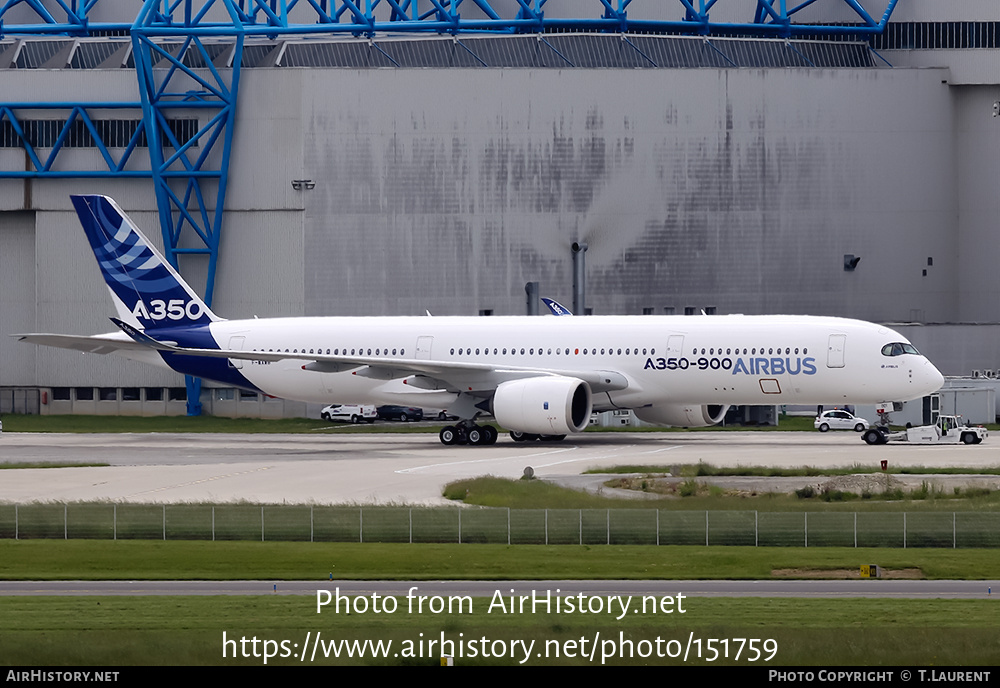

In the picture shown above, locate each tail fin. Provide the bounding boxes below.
[71,195,220,330]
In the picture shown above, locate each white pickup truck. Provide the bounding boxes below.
[862,415,987,445]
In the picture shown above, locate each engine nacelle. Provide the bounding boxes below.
[633,404,729,428]
[493,377,592,435]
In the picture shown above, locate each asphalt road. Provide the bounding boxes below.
[2,580,997,599]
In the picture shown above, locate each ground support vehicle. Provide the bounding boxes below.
[321,404,377,424]
[862,415,987,445]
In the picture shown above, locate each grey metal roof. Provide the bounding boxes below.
[70,41,128,69]
[240,42,281,68]
[795,40,873,68]
[181,41,230,68]
[14,40,65,68]
[378,38,489,68]
[281,40,397,68]
[0,34,877,70]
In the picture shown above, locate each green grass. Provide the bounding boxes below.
[589,461,1000,477]
[2,540,999,580]
[1,596,997,665]
[1,543,997,666]
[444,476,1000,511]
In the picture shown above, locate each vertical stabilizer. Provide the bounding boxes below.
[71,195,220,330]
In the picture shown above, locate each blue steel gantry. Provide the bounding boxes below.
[0,0,900,414]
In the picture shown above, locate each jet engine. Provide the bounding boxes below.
[633,404,729,428]
[492,376,592,435]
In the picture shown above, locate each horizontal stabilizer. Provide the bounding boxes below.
[13,332,157,356]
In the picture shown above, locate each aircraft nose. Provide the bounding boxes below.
[920,359,945,394]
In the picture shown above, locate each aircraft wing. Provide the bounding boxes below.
[171,345,627,394]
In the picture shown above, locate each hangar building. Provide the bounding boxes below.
[1,0,999,417]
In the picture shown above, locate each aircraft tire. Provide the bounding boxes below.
[510,431,525,442]
[468,427,484,445]
[440,426,457,445]
[483,425,498,445]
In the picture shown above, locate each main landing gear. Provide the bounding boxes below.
[439,420,499,446]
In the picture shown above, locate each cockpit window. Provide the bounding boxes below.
[881,342,920,357]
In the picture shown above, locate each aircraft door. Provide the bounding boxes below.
[415,336,433,360]
[827,334,846,368]
[228,336,245,369]
[666,335,684,357]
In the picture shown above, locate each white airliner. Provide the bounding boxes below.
[16,195,944,446]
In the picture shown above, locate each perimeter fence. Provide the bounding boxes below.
[0,505,998,547]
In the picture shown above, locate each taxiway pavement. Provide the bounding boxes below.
[1,430,998,505]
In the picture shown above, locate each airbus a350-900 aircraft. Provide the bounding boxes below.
[16,195,945,446]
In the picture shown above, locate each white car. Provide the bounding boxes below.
[321,404,377,424]
[814,409,869,432]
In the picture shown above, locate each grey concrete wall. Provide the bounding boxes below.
[293,67,957,321]
[0,212,36,386]
[953,85,1000,322]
